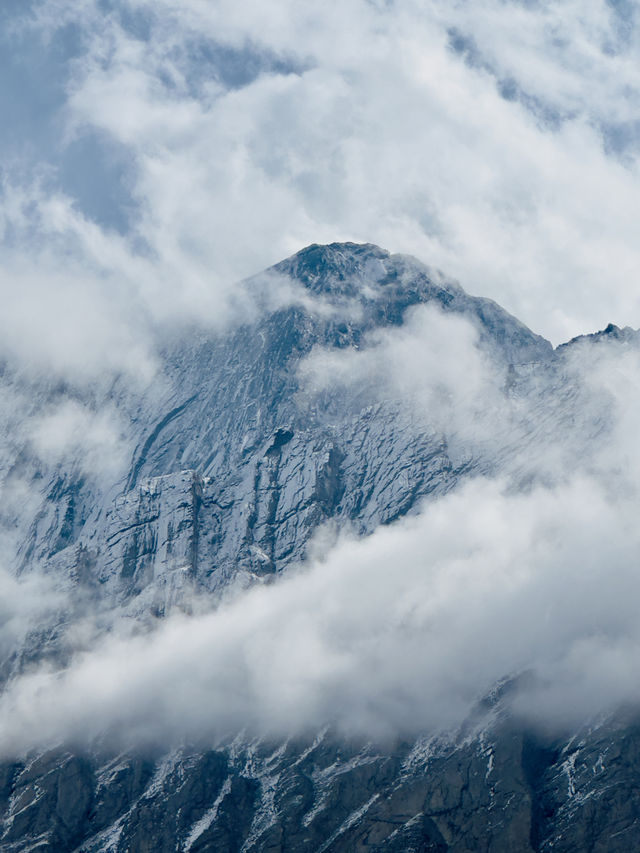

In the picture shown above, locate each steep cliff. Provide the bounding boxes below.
[0,243,638,852]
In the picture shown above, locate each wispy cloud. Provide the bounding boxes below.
[2,468,640,753]
[0,0,637,378]
[0,311,639,752]
[1,0,640,755]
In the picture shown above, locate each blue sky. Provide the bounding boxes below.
[1,0,640,378]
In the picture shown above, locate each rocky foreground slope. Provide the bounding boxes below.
[0,243,639,852]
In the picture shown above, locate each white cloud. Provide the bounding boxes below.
[1,0,640,756]
[299,303,505,442]
[0,566,65,665]
[2,467,640,753]
[28,399,131,478]
[0,0,637,376]
[0,316,638,752]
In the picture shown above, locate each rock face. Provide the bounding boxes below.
[4,714,640,852]
[12,243,554,608]
[0,242,639,851]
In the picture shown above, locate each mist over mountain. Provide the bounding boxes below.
[1,0,640,848]
[1,243,640,851]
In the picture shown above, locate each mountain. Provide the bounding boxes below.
[0,243,638,852]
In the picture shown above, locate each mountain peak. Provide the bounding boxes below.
[558,322,640,350]
[267,240,462,302]
[264,241,552,365]
[270,241,394,298]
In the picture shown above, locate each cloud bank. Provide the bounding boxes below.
[0,318,639,754]
[0,0,640,756]
[2,469,640,754]
[0,0,638,381]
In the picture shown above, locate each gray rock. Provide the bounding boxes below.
[0,243,637,852]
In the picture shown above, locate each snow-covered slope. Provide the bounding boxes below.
[5,244,554,603]
[0,243,638,852]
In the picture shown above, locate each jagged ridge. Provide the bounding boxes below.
[0,244,638,852]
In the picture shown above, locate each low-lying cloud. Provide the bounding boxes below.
[1,315,640,754]
[2,469,640,755]
[1,0,640,759]
[300,303,508,445]
[28,399,131,479]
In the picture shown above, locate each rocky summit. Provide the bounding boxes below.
[0,243,639,852]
